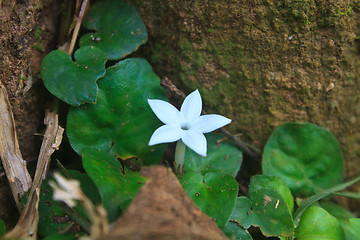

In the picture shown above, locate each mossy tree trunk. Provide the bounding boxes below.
[130,0,360,195]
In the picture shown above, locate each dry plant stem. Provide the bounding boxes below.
[5,0,86,238]
[68,0,89,55]
[160,77,261,159]
[0,83,32,210]
[4,110,64,240]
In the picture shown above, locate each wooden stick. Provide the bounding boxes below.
[68,0,89,56]
[0,83,32,210]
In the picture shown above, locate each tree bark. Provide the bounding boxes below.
[131,0,360,192]
[0,0,61,229]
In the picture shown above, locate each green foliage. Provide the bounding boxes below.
[229,197,252,229]
[0,219,5,237]
[37,0,360,238]
[262,122,344,196]
[293,175,360,227]
[249,188,294,237]
[67,58,167,165]
[38,180,74,237]
[82,150,147,222]
[248,175,294,213]
[184,133,242,176]
[41,47,107,105]
[80,0,147,60]
[180,172,238,227]
[222,221,252,240]
[321,202,360,240]
[348,218,360,238]
[42,234,77,240]
[38,170,99,238]
[295,205,345,240]
[225,186,294,238]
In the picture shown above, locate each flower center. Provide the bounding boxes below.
[181,122,191,130]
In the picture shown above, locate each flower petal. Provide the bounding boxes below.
[180,89,202,122]
[182,129,207,157]
[148,125,183,146]
[191,114,232,133]
[148,99,181,125]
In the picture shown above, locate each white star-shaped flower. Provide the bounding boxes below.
[148,89,231,157]
[49,172,83,208]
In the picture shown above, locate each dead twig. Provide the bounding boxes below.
[4,109,64,240]
[0,83,32,210]
[68,0,89,55]
[160,77,262,159]
[4,0,90,238]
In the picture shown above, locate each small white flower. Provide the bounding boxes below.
[148,89,231,157]
[49,172,83,208]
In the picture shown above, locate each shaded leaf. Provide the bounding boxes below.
[249,175,294,213]
[67,58,167,165]
[180,172,238,227]
[38,179,74,237]
[0,219,5,237]
[249,188,294,237]
[293,176,360,227]
[38,170,101,237]
[82,149,147,222]
[41,47,107,105]
[42,234,76,240]
[321,202,360,240]
[229,196,252,229]
[295,205,345,240]
[80,0,147,60]
[262,122,344,196]
[67,170,102,219]
[348,218,360,237]
[184,133,242,176]
[320,201,355,221]
[222,221,253,240]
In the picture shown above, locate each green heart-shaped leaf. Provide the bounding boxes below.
[184,133,242,176]
[249,175,294,213]
[41,47,107,105]
[180,172,238,227]
[80,0,147,60]
[295,206,345,240]
[262,122,344,196]
[222,221,253,240]
[349,218,360,237]
[249,188,294,237]
[321,202,360,240]
[67,58,167,165]
[229,196,252,229]
[82,149,147,222]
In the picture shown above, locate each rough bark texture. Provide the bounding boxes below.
[0,0,61,229]
[130,0,360,195]
[100,166,228,240]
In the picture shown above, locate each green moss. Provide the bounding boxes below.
[132,0,360,169]
[32,26,45,52]
[150,42,172,64]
